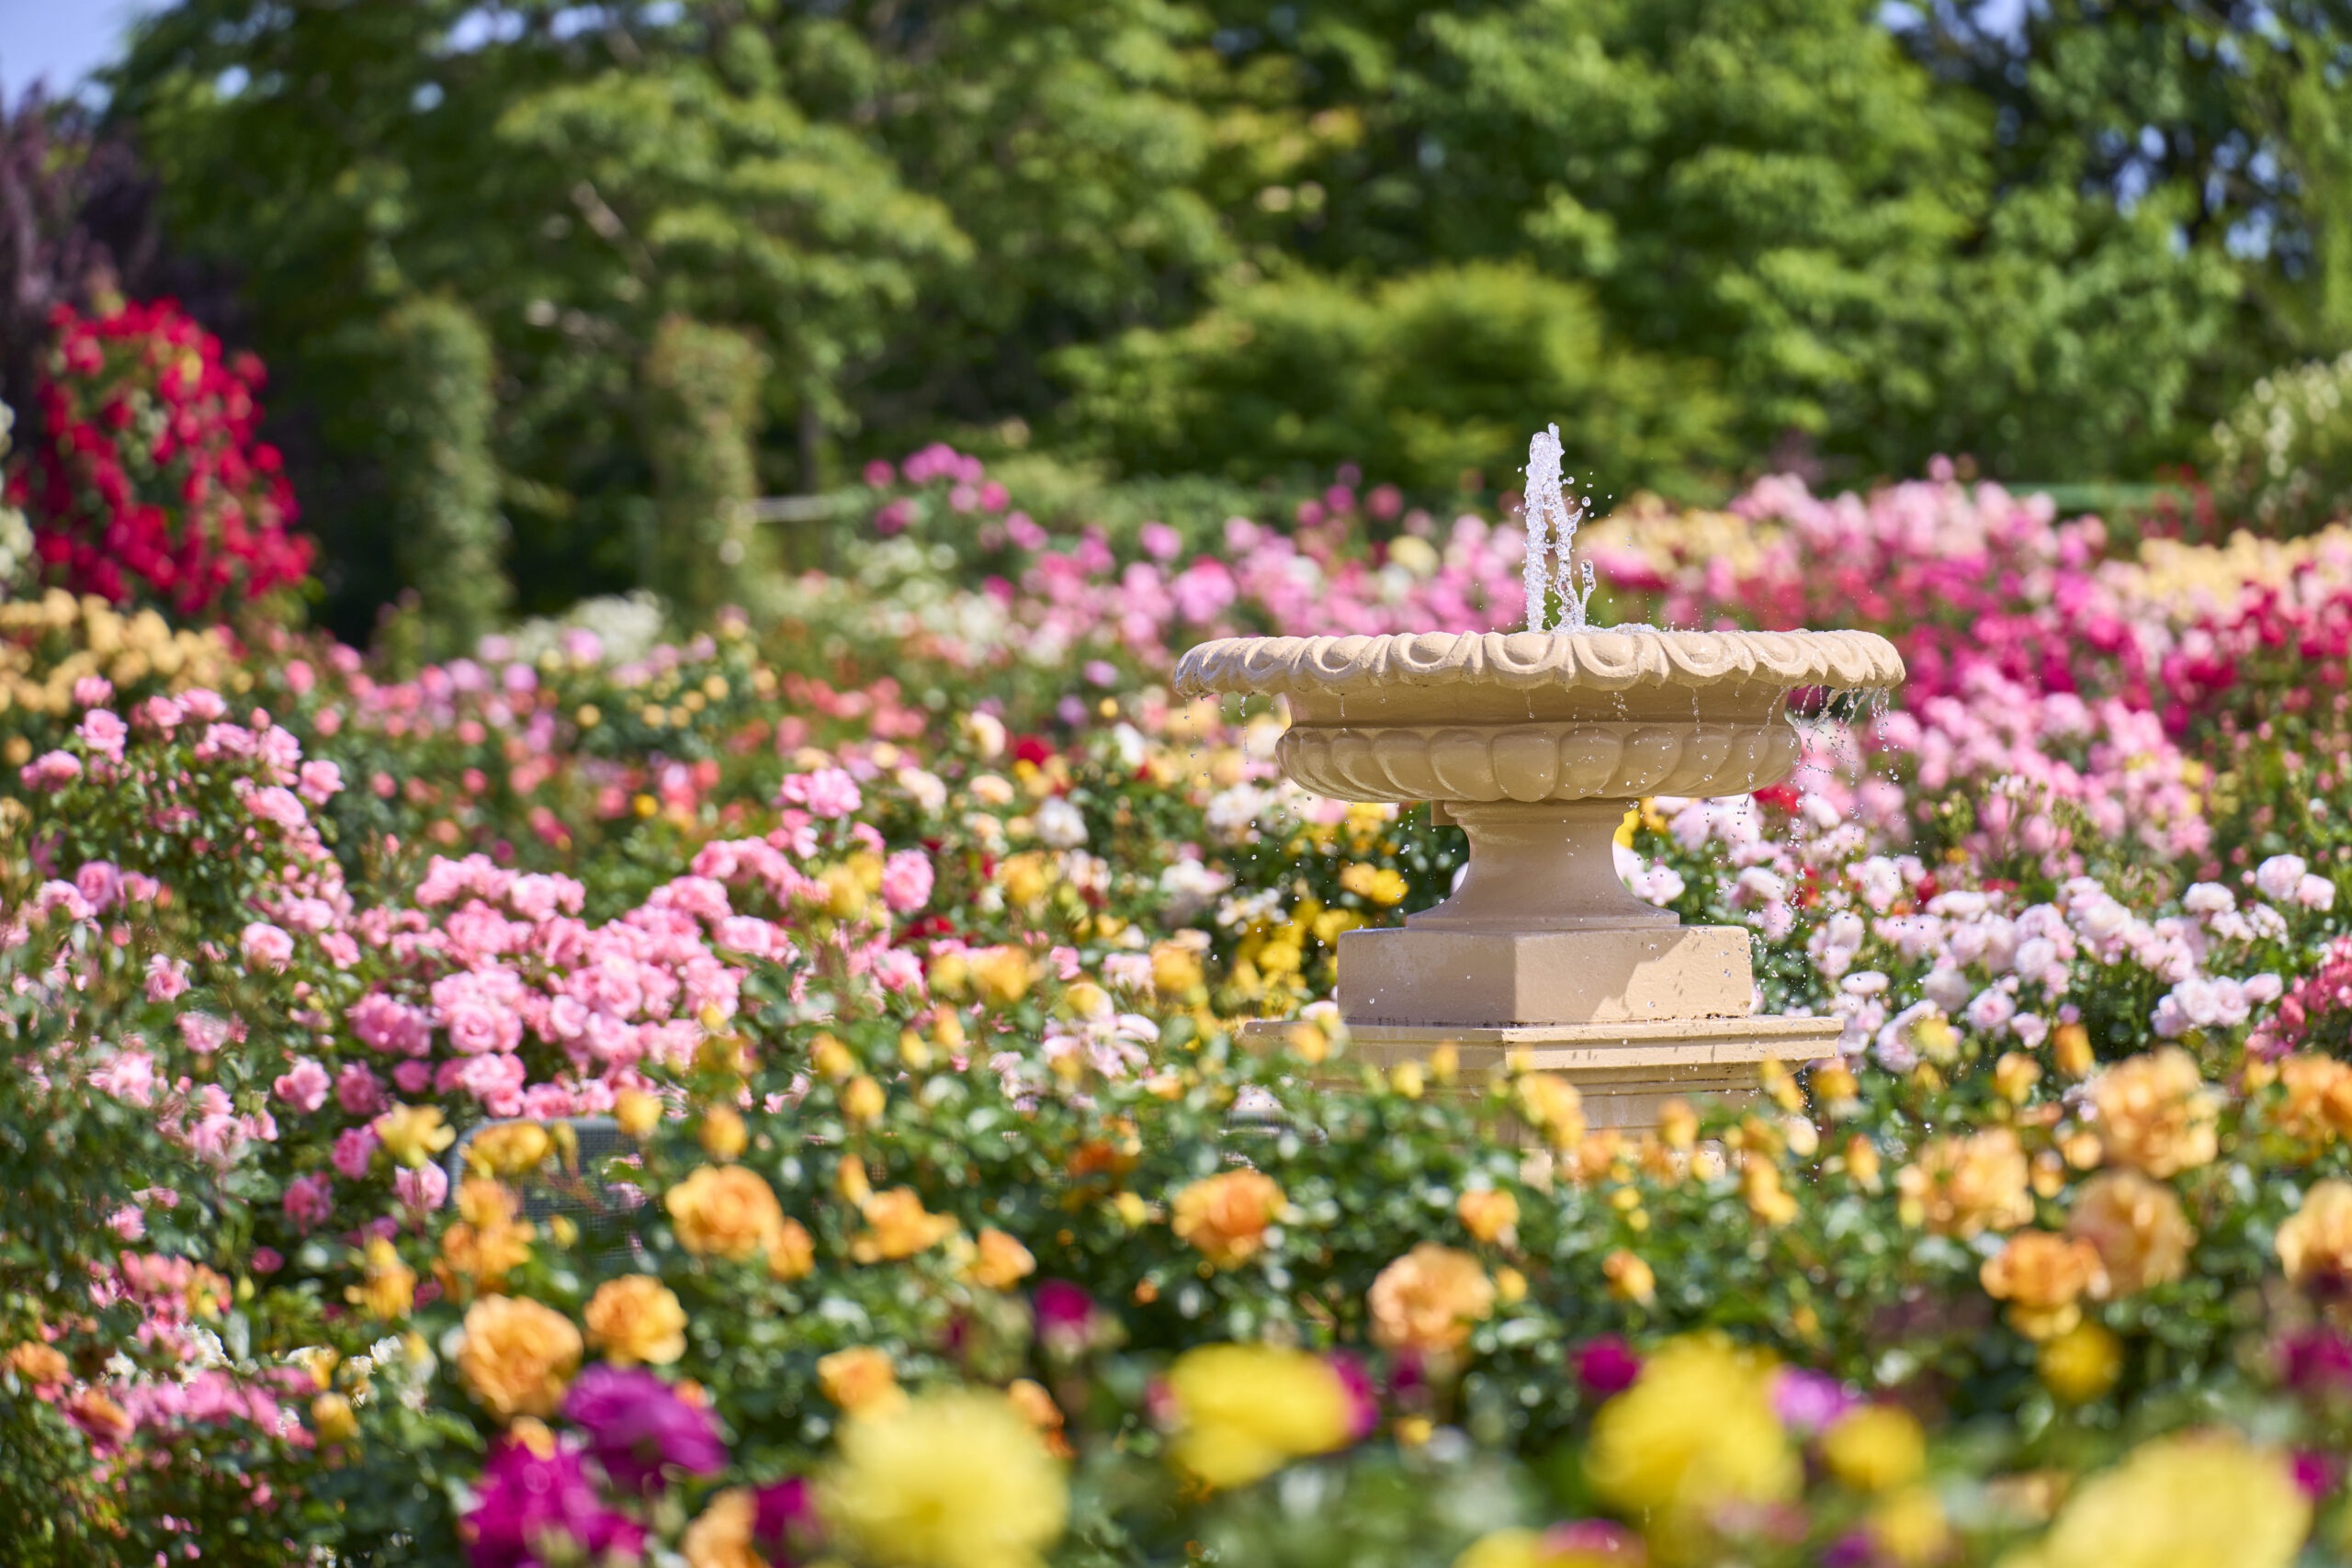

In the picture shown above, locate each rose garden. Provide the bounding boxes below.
[14,7,2352,1563]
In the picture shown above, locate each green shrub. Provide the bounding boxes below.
[2208,349,2352,534]
[375,298,510,658]
[643,315,771,622]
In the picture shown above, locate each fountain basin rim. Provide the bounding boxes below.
[1173,629,1904,700]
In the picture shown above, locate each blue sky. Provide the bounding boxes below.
[0,0,156,103]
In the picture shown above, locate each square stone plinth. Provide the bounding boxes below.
[1238,1014,1843,1133]
[1337,924,1754,1030]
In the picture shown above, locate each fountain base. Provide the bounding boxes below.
[1337,923,1755,1030]
[1240,1014,1841,1132]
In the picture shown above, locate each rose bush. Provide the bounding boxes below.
[8,448,2352,1562]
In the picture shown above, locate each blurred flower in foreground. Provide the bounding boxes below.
[561,1364,725,1492]
[1162,1342,1367,1489]
[1996,1429,2307,1568]
[1454,1520,1647,1568]
[820,1389,1067,1568]
[1582,1336,1797,1557]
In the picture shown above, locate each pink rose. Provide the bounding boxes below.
[281,1172,334,1233]
[76,709,128,761]
[19,750,82,791]
[331,1126,379,1179]
[394,1163,449,1215]
[298,760,343,806]
[240,921,296,972]
[335,1064,386,1116]
[70,675,114,708]
[880,850,934,914]
[74,861,123,913]
[272,1057,331,1114]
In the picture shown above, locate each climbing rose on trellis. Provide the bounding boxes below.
[5,299,311,615]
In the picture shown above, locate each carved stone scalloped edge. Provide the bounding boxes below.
[1173,628,1905,699]
[1278,719,1801,803]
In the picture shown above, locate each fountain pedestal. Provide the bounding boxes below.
[1179,629,1903,1133]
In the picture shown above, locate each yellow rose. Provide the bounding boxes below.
[967,1227,1037,1291]
[1457,1189,1520,1246]
[666,1164,788,1263]
[2278,1178,2352,1289]
[1150,942,1204,997]
[680,1487,763,1568]
[2036,1320,2122,1404]
[820,1346,908,1417]
[583,1276,688,1366]
[2274,1054,2352,1145]
[1822,1404,1925,1492]
[1586,1336,1798,1549]
[970,946,1035,1005]
[373,1104,455,1169]
[1515,1072,1587,1150]
[1369,1243,1496,1353]
[699,1105,750,1161]
[1742,1158,1799,1226]
[614,1088,663,1140]
[2000,1430,2308,1568]
[1171,1169,1286,1269]
[2090,1048,2219,1179]
[851,1188,959,1263]
[346,1236,419,1321]
[843,1075,888,1125]
[436,1180,535,1297]
[456,1294,582,1420]
[768,1216,817,1281]
[1164,1343,1359,1489]
[821,1390,1069,1568]
[1602,1248,1657,1307]
[310,1392,358,1446]
[1981,1230,2108,1340]
[2065,1171,2193,1295]
[2051,1021,2095,1078]
[1845,1134,1883,1189]
[1870,1486,1951,1568]
[1896,1127,2034,1237]
[464,1121,551,1178]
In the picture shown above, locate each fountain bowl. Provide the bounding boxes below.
[1174,627,1905,1130]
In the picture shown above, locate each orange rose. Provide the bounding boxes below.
[346,1236,420,1321]
[1456,1189,1519,1246]
[2275,1055,2352,1145]
[1008,1377,1074,1460]
[1602,1248,1657,1307]
[583,1275,689,1366]
[966,1227,1037,1291]
[2278,1179,2352,1289]
[2091,1048,2219,1178]
[2066,1171,2194,1296]
[1980,1230,2108,1340]
[6,1340,67,1386]
[456,1294,582,1419]
[437,1179,536,1297]
[699,1106,750,1162]
[680,1487,763,1568]
[818,1347,907,1417]
[1368,1242,1496,1353]
[1515,1072,1587,1150]
[768,1216,817,1282]
[850,1188,959,1263]
[64,1387,131,1447]
[1896,1127,2033,1238]
[666,1164,788,1263]
[1171,1169,1285,1269]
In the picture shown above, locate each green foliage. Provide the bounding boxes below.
[643,313,769,621]
[2208,349,2352,535]
[1057,261,1734,497]
[374,297,509,658]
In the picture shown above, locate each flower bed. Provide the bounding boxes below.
[6,453,2352,1563]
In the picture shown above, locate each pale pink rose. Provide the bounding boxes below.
[74,861,123,913]
[297,760,343,806]
[779,767,863,819]
[240,921,296,972]
[71,675,114,708]
[393,1163,448,1214]
[281,1172,334,1233]
[244,785,309,832]
[179,688,227,721]
[272,1057,331,1114]
[871,947,924,994]
[138,694,185,732]
[75,708,127,761]
[331,1125,379,1179]
[20,750,82,790]
[880,850,934,914]
[349,993,430,1055]
[320,931,361,968]
[91,1046,156,1108]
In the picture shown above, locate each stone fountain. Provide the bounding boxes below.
[1172,429,1905,1131]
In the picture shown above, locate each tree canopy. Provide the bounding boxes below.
[75,0,2352,627]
